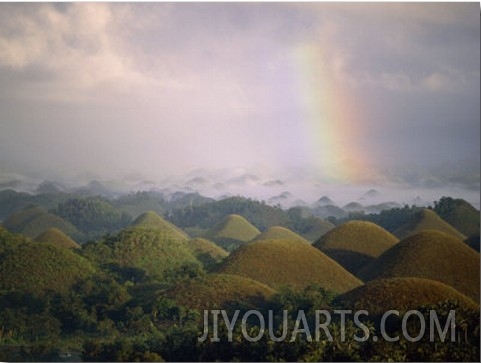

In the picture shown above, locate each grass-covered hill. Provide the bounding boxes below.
[34,228,80,249]
[164,273,275,310]
[358,230,480,302]
[337,277,479,315]
[252,226,310,244]
[217,239,362,293]
[433,197,480,238]
[2,206,82,240]
[202,214,260,252]
[393,208,466,240]
[187,238,229,268]
[81,226,200,282]
[296,217,335,242]
[131,210,190,242]
[313,220,399,274]
[0,228,94,295]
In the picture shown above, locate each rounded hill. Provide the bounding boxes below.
[2,206,82,240]
[393,208,465,240]
[203,214,260,252]
[35,228,80,249]
[433,197,480,238]
[252,226,309,244]
[131,210,190,241]
[0,237,94,295]
[337,277,479,315]
[217,239,362,293]
[187,238,229,268]
[164,273,275,310]
[298,217,335,242]
[313,220,399,274]
[81,226,200,281]
[358,230,480,302]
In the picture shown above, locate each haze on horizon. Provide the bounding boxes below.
[0,3,479,199]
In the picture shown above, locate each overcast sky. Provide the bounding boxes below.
[0,2,479,192]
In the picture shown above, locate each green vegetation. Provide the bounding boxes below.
[34,228,80,249]
[358,230,480,302]
[432,196,480,238]
[337,277,479,315]
[252,226,310,244]
[187,238,229,269]
[313,220,399,274]
[217,239,363,293]
[202,214,260,252]
[2,206,82,240]
[394,208,466,240]
[131,210,190,241]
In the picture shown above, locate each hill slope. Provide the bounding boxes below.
[187,238,229,268]
[393,208,466,240]
[203,214,260,252]
[131,210,190,241]
[217,239,362,293]
[358,230,480,302]
[313,220,399,274]
[34,228,80,249]
[433,197,480,238]
[252,226,310,244]
[164,273,275,310]
[2,206,82,240]
[337,277,479,315]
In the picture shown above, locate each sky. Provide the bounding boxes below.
[0,2,479,200]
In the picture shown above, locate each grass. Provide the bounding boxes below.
[217,239,362,293]
[358,230,480,302]
[34,228,80,249]
[337,277,479,315]
[130,210,190,241]
[164,273,275,310]
[437,199,480,238]
[313,220,399,274]
[394,208,466,240]
[187,238,229,268]
[252,226,310,244]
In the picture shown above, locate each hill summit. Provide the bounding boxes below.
[131,210,189,241]
[252,226,309,244]
[34,228,80,249]
[203,214,260,251]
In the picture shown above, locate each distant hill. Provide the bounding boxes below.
[337,277,479,315]
[433,197,480,238]
[217,239,362,293]
[393,208,466,240]
[35,228,80,249]
[298,217,335,242]
[164,273,275,310]
[82,226,200,281]
[0,229,94,295]
[313,220,399,274]
[203,214,260,252]
[358,230,480,302]
[252,226,309,244]
[2,206,82,240]
[465,234,480,252]
[187,238,229,268]
[131,210,190,242]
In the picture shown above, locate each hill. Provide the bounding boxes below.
[252,226,310,244]
[465,234,480,252]
[2,206,82,240]
[164,273,275,310]
[131,211,190,242]
[393,208,466,240]
[81,226,200,281]
[297,217,335,242]
[34,228,80,249]
[358,230,480,302]
[433,197,480,238]
[187,238,229,268]
[217,239,362,293]
[0,229,94,295]
[203,214,260,252]
[313,220,399,274]
[337,277,479,315]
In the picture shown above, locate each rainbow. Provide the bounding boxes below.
[291,42,372,184]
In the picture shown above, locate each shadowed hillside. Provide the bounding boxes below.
[358,230,480,302]
[252,226,310,244]
[433,197,480,238]
[2,206,82,240]
[34,228,80,249]
[203,214,260,252]
[217,239,362,293]
[337,277,479,315]
[164,273,275,310]
[393,208,466,240]
[187,238,229,268]
[313,220,399,274]
[131,210,190,241]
